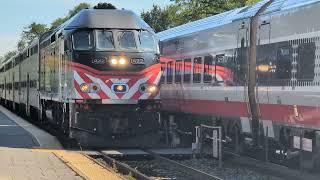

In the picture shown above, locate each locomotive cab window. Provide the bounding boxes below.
[72,30,94,51]
[139,31,158,52]
[193,57,202,83]
[118,31,136,49]
[96,30,114,50]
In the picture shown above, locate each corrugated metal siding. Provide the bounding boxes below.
[157,0,320,41]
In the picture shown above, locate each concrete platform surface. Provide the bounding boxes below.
[0,147,83,180]
[0,106,62,149]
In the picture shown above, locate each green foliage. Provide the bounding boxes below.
[141,5,180,33]
[94,3,117,9]
[21,22,48,44]
[1,51,17,62]
[246,0,261,5]
[142,0,261,32]
[51,3,91,29]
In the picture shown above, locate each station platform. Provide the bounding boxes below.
[0,106,122,180]
[0,105,61,149]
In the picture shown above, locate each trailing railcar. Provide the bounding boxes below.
[158,0,320,168]
[1,8,162,147]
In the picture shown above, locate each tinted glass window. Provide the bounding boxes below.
[96,30,114,50]
[118,31,136,49]
[184,59,191,83]
[175,60,182,83]
[204,56,213,83]
[160,62,166,84]
[193,57,202,83]
[167,62,173,84]
[73,31,94,50]
[297,42,315,81]
[139,31,157,51]
[276,46,292,80]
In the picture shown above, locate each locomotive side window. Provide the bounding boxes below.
[175,60,182,83]
[96,30,114,50]
[204,56,213,83]
[118,31,136,49]
[73,31,94,51]
[167,61,173,84]
[297,42,316,81]
[139,31,157,52]
[183,58,191,83]
[193,57,202,83]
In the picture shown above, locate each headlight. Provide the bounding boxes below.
[147,85,158,93]
[139,84,158,94]
[80,83,90,93]
[119,58,127,65]
[80,83,100,93]
[110,58,118,65]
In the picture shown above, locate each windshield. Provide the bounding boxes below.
[117,31,137,49]
[96,30,114,50]
[139,31,158,52]
[72,31,94,51]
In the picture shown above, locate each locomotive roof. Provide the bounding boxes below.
[40,9,153,43]
[157,0,320,41]
[64,9,152,30]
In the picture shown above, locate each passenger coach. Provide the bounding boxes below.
[158,0,320,168]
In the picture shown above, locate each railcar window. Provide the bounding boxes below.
[72,31,94,51]
[118,31,136,49]
[160,62,166,84]
[184,59,191,83]
[204,56,214,83]
[193,57,202,83]
[167,61,173,84]
[139,31,157,52]
[96,30,114,50]
[276,46,292,80]
[175,60,182,83]
[297,42,316,81]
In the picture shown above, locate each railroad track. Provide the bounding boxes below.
[84,149,221,180]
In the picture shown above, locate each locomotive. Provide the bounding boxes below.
[0,8,161,147]
[158,0,320,168]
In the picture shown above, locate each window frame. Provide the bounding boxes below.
[193,57,202,83]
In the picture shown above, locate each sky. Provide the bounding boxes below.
[0,0,171,56]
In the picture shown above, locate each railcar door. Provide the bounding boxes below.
[236,22,252,134]
[256,18,274,138]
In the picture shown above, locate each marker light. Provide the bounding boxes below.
[80,83,90,93]
[111,58,118,65]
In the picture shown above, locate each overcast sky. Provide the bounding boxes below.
[0,0,171,56]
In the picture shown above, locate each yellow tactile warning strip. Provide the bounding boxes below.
[33,149,123,180]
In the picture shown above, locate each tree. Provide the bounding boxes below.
[21,22,48,44]
[94,3,116,9]
[141,5,180,33]
[17,39,26,52]
[246,0,261,5]
[50,3,91,29]
[1,51,17,62]
[143,0,261,32]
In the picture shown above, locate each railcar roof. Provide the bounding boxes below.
[157,0,320,41]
